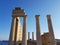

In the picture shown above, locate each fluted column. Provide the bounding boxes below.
[32,32,34,40]
[22,15,27,45]
[47,15,56,45]
[35,15,42,45]
[9,16,16,45]
[28,32,30,40]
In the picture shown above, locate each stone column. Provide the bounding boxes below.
[9,16,16,45]
[22,15,27,45]
[32,32,34,40]
[28,32,30,40]
[14,18,19,45]
[47,15,56,45]
[35,15,42,45]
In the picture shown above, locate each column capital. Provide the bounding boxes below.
[46,15,51,19]
[35,15,40,17]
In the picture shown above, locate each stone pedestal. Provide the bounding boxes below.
[35,15,42,45]
[47,15,56,45]
[22,16,27,45]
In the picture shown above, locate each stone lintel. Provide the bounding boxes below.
[12,9,24,13]
[12,7,26,18]
[13,7,24,11]
[12,15,27,17]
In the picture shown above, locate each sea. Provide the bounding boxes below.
[0,41,8,45]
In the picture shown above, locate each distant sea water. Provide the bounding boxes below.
[0,41,8,45]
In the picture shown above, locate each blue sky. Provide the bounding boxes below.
[0,0,60,40]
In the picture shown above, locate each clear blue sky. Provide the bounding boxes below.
[0,0,60,40]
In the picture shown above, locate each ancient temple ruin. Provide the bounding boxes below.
[9,7,57,45]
